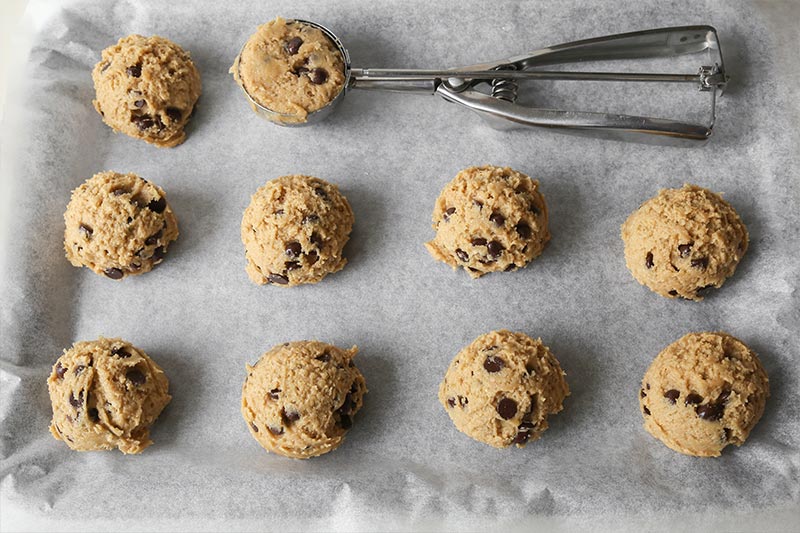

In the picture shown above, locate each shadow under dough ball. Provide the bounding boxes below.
[639,331,769,457]
[241,341,367,459]
[241,175,353,287]
[439,330,569,448]
[64,171,179,280]
[48,337,171,454]
[231,17,346,124]
[620,183,748,301]
[425,165,550,278]
[92,34,201,147]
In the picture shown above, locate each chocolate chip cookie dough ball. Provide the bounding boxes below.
[64,171,179,280]
[231,17,346,123]
[621,184,748,301]
[242,341,367,459]
[48,338,171,454]
[439,330,569,448]
[640,332,769,457]
[425,166,550,278]
[241,175,353,287]
[92,35,201,147]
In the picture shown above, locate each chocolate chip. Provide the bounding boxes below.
[643,406,651,416]
[314,187,328,199]
[487,240,504,259]
[515,222,531,239]
[268,273,289,285]
[471,237,487,246]
[274,209,284,215]
[126,217,133,224]
[668,290,678,296]
[664,389,680,404]
[457,396,468,407]
[645,252,654,269]
[302,214,319,225]
[286,36,303,55]
[473,200,483,209]
[309,68,328,84]
[337,393,354,416]
[717,389,731,403]
[250,421,259,433]
[111,346,131,358]
[446,397,456,408]
[455,248,469,262]
[285,242,302,258]
[640,389,646,398]
[126,369,146,385]
[489,211,505,226]
[691,257,708,269]
[74,365,85,375]
[145,230,163,246]
[133,99,145,108]
[281,407,300,424]
[696,402,725,421]
[512,421,536,444]
[131,115,155,130]
[685,393,703,405]
[88,408,99,422]
[152,246,165,261]
[55,362,66,379]
[310,232,323,247]
[530,204,540,215]
[646,383,650,390]
[497,398,518,420]
[100,62,110,73]
[285,261,301,271]
[306,251,319,265]
[696,284,715,296]
[166,107,181,122]
[484,355,505,373]
[69,391,83,408]
[268,388,281,400]
[147,197,167,213]
[504,263,516,272]
[104,268,124,280]
[79,224,93,238]
[723,427,732,441]
[126,64,142,77]
[678,243,693,257]
[338,414,353,430]
[443,207,456,221]
[267,425,284,436]
[316,353,331,362]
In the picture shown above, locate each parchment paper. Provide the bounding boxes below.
[1,0,799,531]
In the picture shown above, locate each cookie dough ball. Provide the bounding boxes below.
[241,341,367,459]
[64,171,179,280]
[231,17,346,123]
[425,166,550,278]
[621,184,748,301]
[439,330,569,448]
[241,175,353,287]
[47,338,171,454]
[640,332,769,457]
[92,34,201,147]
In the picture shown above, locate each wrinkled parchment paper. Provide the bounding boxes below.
[1,0,798,530]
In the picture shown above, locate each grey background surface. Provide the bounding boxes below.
[1,0,798,531]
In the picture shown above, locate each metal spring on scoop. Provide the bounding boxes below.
[490,64,519,103]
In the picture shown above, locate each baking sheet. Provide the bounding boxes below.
[1,0,799,531]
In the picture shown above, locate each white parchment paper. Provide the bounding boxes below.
[1,0,799,530]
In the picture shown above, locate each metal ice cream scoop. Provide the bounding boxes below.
[234,21,728,145]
